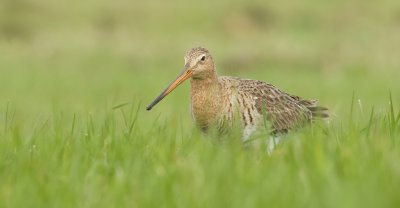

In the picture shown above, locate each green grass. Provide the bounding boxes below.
[1,93,400,208]
[1,0,400,207]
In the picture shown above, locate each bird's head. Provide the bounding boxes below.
[146,47,215,111]
[184,47,215,79]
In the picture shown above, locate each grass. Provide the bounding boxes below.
[0,95,400,208]
[1,0,400,207]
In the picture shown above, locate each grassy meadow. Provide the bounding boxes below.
[1,0,400,207]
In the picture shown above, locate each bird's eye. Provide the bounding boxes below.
[200,56,206,61]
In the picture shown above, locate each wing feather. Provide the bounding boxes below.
[237,79,312,133]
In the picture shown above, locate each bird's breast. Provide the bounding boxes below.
[190,91,223,131]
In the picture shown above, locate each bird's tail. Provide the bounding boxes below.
[299,99,329,120]
[308,106,329,119]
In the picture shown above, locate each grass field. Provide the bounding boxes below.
[1,0,400,207]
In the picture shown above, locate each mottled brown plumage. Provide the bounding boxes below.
[147,47,328,140]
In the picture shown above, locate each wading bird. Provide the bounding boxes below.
[146,47,328,151]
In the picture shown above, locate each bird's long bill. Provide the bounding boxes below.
[146,65,193,111]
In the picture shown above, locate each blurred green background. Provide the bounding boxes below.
[1,0,400,119]
[1,0,400,207]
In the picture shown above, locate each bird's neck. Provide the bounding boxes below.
[190,71,222,131]
[190,71,220,98]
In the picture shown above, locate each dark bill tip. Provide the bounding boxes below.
[146,65,192,112]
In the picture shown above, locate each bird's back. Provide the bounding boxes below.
[218,76,328,135]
